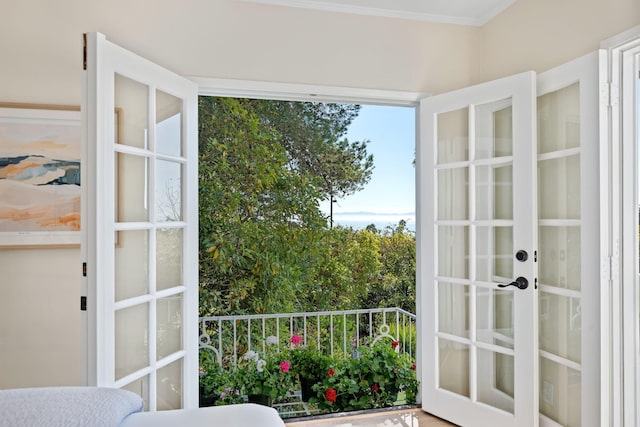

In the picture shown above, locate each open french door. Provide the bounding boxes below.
[82,33,199,410]
[536,51,605,427]
[418,72,538,426]
[418,52,605,426]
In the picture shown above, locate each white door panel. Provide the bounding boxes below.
[82,32,198,410]
[418,72,538,427]
[536,51,605,427]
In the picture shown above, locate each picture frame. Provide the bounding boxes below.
[0,103,81,247]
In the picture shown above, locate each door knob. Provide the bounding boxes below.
[515,250,528,262]
[498,277,529,290]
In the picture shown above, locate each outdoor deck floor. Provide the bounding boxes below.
[284,408,456,427]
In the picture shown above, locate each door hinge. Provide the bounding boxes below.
[82,262,87,277]
[602,82,619,108]
[602,256,612,282]
[82,33,87,71]
[80,296,87,311]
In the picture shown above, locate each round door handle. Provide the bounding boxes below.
[498,277,529,290]
[515,250,528,262]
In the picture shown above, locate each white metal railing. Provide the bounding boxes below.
[199,307,416,368]
[199,307,416,417]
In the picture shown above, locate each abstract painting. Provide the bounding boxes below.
[0,105,81,246]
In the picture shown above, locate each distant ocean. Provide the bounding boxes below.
[330,212,416,232]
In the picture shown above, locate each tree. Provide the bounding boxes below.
[198,97,417,317]
[251,101,374,200]
[198,97,327,315]
[359,221,416,312]
[296,226,381,311]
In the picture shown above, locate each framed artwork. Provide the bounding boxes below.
[0,104,81,247]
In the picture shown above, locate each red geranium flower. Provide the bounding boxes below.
[371,384,380,392]
[392,340,399,349]
[325,388,337,403]
[410,362,416,371]
[290,335,302,345]
[327,368,335,376]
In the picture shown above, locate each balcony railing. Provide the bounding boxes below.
[199,307,416,368]
[199,307,417,417]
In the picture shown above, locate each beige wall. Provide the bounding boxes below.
[476,0,640,82]
[1,0,480,103]
[0,0,637,389]
[0,248,81,388]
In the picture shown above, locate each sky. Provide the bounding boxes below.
[320,104,416,230]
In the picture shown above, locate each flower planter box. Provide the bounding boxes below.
[248,394,273,407]
[299,376,320,402]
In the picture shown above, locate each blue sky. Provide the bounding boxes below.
[320,104,416,229]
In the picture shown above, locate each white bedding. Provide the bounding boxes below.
[120,403,285,427]
[0,387,284,427]
[0,387,143,427]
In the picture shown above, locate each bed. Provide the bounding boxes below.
[0,387,285,427]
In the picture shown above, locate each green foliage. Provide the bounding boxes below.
[297,226,380,311]
[289,344,331,381]
[360,220,416,312]
[235,350,295,400]
[311,341,418,412]
[198,96,416,316]
[387,323,417,356]
[199,368,244,406]
[199,97,328,315]
[251,101,374,199]
[199,339,418,414]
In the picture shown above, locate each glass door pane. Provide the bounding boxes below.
[435,96,520,415]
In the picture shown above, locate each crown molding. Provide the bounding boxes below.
[239,0,517,26]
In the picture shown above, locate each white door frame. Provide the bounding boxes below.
[601,25,640,427]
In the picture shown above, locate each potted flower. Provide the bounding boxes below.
[288,335,331,401]
[199,363,244,407]
[312,340,419,413]
[236,349,294,406]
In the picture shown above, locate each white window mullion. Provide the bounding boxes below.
[468,103,478,404]
[147,84,158,412]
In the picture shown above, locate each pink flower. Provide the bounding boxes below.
[290,335,302,345]
[279,360,291,373]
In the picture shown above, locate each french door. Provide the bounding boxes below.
[419,72,538,426]
[82,33,199,410]
[418,52,604,426]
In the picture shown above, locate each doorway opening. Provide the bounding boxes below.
[196,96,418,417]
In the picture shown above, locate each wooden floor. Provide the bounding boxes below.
[285,408,456,427]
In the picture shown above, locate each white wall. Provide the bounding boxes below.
[0,0,637,389]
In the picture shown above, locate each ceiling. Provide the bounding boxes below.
[240,0,518,26]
